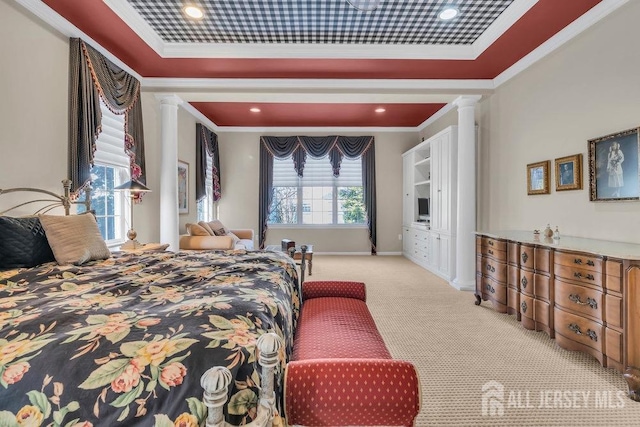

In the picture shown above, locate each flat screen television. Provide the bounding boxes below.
[418,197,430,220]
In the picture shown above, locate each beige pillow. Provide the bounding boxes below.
[39,214,111,265]
[207,220,230,236]
[198,221,215,236]
[186,223,210,236]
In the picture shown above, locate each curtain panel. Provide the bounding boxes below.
[259,136,376,254]
[68,38,146,195]
[195,124,221,202]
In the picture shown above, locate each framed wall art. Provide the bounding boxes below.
[555,154,582,191]
[527,160,550,195]
[588,127,640,201]
[178,160,189,214]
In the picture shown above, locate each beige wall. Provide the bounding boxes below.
[0,1,68,197]
[217,131,417,253]
[425,2,640,243]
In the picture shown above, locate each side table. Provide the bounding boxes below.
[120,243,169,253]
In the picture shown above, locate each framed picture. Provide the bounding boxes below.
[555,154,582,191]
[178,160,189,214]
[588,127,640,201]
[527,160,550,195]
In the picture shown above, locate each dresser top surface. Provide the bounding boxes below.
[476,230,640,260]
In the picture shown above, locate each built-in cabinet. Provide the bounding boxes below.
[402,126,458,281]
[475,231,640,402]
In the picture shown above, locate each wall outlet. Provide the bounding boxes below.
[398,234,403,240]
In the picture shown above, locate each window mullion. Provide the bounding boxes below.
[297,185,303,224]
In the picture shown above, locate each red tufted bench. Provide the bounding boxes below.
[285,281,421,426]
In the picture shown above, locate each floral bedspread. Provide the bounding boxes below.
[0,250,300,426]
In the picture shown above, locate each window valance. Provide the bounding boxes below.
[68,38,146,195]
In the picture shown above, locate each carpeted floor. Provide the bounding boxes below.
[306,255,640,426]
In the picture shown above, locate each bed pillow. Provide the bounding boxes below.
[0,216,55,269]
[39,214,111,265]
[206,220,231,236]
[198,221,215,236]
[186,223,210,236]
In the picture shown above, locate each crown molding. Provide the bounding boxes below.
[493,0,630,87]
[416,103,456,132]
[180,102,220,132]
[103,0,165,55]
[472,0,538,58]
[216,126,417,133]
[13,0,142,82]
[142,77,495,92]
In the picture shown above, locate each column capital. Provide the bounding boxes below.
[155,94,183,107]
[453,95,482,109]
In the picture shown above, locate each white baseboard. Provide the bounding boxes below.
[450,279,475,292]
[314,252,402,256]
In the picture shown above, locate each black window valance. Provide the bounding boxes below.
[259,136,377,254]
[68,38,146,195]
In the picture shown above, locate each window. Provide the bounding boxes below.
[78,99,130,245]
[197,151,216,221]
[269,156,365,225]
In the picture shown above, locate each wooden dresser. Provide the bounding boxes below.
[475,231,640,402]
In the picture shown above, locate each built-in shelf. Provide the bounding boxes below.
[415,180,430,186]
[414,157,431,166]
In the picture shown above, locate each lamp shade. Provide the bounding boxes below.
[114,179,151,193]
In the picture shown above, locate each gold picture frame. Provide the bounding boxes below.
[527,160,550,195]
[555,154,582,191]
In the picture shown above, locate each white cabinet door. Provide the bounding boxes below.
[402,154,414,226]
[402,227,412,256]
[438,133,451,233]
[437,233,452,278]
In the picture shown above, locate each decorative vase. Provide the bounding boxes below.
[543,224,553,238]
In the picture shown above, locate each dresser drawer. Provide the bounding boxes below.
[482,237,506,252]
[519,268,534,296]
[554,264,603,288]
[507,287,520,314]
[508,242,520,265]
[508,264,519,289]
[520,245,535,269]
[534,273,551,301]
[605,328,623,365]
[535,247,551,274]
[481,245,507,262]
[606,260,622,294]
[554,308,603,353]
[555,278,603,320]
[481,276,507,306]
[482,257,506,283]
[414,229,429,242]
[520,294,534,320]
[555,251,602,273]
[605,294,623,329]
[535,299,551,328]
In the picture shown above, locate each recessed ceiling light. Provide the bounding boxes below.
[250,107,261,113]
[439,7,458,20]
[183,5,204,19]
[375,107,386,113]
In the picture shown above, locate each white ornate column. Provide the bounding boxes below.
[157,95,182,252]
[452,95,481,291]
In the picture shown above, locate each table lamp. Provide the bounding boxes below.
[114,179,151,250]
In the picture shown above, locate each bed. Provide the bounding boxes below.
[0,182,301,426]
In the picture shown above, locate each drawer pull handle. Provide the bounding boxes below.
[574,258,582,265]
[488,249,494,255]
[485,283,495,294]
[569,294,598,309]
[574,272,582,279]
[521,277,528,289]
[486,264,495,273]
[586,274,595,281]
[521,301,528,313]
[489,241,494,246]
[568,323,598,342]
[521,253,528,263]
[587,260,595,266]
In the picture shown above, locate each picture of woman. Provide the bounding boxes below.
[607,141,624,197]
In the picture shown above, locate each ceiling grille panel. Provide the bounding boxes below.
[127,0,514,45]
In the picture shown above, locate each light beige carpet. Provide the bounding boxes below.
[306,255,640,426]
